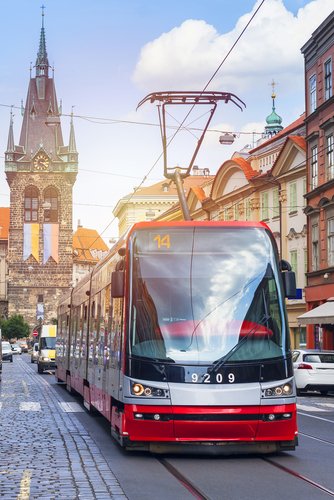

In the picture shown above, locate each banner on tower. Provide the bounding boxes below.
[23,223,39,261]
[43,223,59,263]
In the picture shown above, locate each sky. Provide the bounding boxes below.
[0,0,333,242]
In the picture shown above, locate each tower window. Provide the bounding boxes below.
[24,187,39,222]
[43,187,58,222]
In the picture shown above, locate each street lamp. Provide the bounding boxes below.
[219,133,236,145]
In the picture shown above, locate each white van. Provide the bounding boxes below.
[37,325,57,374]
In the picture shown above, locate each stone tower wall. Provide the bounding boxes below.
[7,172,75,328]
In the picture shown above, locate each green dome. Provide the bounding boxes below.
[266,107,282,126]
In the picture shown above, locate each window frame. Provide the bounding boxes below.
[311,222,319,271]
[43,187,59,223]
[290,249,298,285]
[260,191,269,221]
[326,134,334,181]
[272,188,279,218]
[309,74,317,113]
[311,145,318,190]
[324,58,332,101]
[289,182,297,214]
[24,186,39,223]
[328,216,334,266]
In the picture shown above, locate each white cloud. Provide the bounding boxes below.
[133,0,334,93]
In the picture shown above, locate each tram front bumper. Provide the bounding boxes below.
[118,403,298,450]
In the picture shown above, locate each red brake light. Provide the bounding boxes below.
[297,363,313,370]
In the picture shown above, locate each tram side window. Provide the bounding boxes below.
[89,301,95,362]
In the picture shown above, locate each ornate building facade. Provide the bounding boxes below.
[4,12,78,327]
[301,10,334,349]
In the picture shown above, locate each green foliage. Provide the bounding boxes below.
[0,314,30,341]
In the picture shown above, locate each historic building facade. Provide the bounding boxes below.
[72,223,109,285]
[301,10,334,349]
[113,169,213,236]
[4,13,78,327]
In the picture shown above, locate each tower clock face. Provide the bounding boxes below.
[33,153,49,171]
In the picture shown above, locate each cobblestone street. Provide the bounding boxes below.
[0,356,127,499]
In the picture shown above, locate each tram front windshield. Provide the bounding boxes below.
[129,227,287,365]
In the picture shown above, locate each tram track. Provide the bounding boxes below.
[263,456,334,497]
[158,458,209,500]
[160,453,334,499]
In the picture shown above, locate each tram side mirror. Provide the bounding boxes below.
[280,260,297,299]
[111,271,124,298]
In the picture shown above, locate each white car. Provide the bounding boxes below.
[31,343,39,364]
[11,343,22,355]
[292,349,334,396]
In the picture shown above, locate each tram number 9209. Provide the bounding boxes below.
[191,372,236,384]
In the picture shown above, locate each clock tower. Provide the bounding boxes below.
[4,9,78,327]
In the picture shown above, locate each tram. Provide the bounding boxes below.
[56,220,298,454]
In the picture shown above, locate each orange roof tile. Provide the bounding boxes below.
[232,157,258,180]
[73,227,108,263]
[289,135,306,150]
[0,207,10,240]
[189,186,207,202]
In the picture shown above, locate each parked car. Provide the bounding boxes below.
[18,341,28,353]
[1,341,13,362]
[11,343,22,355]
[292,349,334,396]
[31,343,39,364]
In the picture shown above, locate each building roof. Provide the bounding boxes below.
[126,175,213,198]
[289,135,307,150]
[113,174,214,216]
[249,113,306,154]
[73,227,109,263]
[0,207,10,240]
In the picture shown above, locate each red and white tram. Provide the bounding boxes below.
[56,220,298,454]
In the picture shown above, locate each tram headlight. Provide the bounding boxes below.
[130,381,169,398]
[262,381,293,398]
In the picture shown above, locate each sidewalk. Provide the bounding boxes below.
[0,356,127,499]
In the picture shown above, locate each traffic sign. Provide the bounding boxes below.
[32,330,38,337]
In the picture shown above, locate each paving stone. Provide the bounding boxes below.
[0,357,127,499]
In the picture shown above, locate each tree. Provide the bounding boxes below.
[0,315,30,341]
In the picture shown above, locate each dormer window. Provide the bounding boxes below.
[162,183,169,192]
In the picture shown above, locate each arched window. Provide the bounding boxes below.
[24,186,39,222]
[43,187,58,222]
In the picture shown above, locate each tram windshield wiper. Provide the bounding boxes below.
[207,314,270,375]
[131,354,175,363]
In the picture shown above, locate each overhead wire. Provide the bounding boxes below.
[0,1,269,249]
[84,0,267,249]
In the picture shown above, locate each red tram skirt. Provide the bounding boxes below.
[116,404,297,443]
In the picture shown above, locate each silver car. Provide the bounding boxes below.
[292,349,334,396]
[1,341,13,362]
[31,343,39,364]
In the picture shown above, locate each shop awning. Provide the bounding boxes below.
[297,297,334,325]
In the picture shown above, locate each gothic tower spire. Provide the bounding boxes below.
[35,5,49,78]
[4,8,78,328]
[69,109,77,153]
[6,108,15,153]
